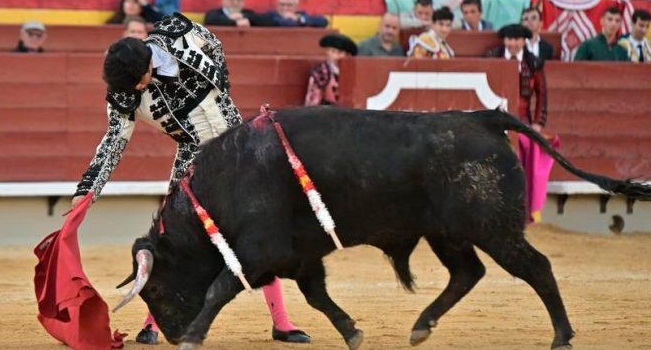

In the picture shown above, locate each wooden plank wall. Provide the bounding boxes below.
[544,62,651,181]
[0,25,335,56]
[0,53,320,182]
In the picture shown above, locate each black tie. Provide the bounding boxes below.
[638,44,644,62]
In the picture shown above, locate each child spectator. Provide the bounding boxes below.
[305,33,357,106]
[407,6,455,59]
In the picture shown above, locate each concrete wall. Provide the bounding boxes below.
[0,196,161,245]
[543,195,651,235]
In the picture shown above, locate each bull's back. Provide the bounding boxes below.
[273,107,526,239]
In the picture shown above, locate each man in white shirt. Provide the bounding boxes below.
[399,0,434,29]
[618,9,651,63]
[521,6,554,61]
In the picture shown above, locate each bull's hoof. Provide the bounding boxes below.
[346,330,364,350]
[409,329,431,346]
[177,342,200,350]
[272,327,311,343]
[552,345,572,350]
[135,325,159,345]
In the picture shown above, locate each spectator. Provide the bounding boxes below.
[106,0,164,24]
[522,6,554,61]
[483,0,529,30]
[205,0,275,26]
[72,13,310,345]
[486,24,547,131]
[574,6,628,61]
[618,9,651,63]
[265,0,328,27]
[460,0,493,31]
[14,21,47,53]
[433,0,462,29]
[123,15,148,40]
[408,6,455,59]
[155,0,180,16]
[358,13,404,56]
[305,33,357,106]
[399,0,435,29]
[486,24,552,224]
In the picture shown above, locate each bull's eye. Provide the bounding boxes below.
[149,284,162,298]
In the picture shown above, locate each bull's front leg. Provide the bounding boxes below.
[296,260,364,350]
[178,269,243,350]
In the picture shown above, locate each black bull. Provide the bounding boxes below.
[117,107,650,350]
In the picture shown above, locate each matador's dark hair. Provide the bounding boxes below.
[103,37,152,92]
[432,6,454,22]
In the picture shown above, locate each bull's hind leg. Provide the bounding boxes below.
[410,237,486,346]
[476,236,574,350]
[296,259,364,350]
[177,269,243,350]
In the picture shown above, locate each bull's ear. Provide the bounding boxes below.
[116,272,136,289]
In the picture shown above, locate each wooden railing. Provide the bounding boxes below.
[0,52,320,182]
[0,25,335,56]
[1,53,649,184]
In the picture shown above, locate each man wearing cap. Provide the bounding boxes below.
[71,13,310,346]
[305,33,357,106]
[487,24,553,224]
[14,21,47,53]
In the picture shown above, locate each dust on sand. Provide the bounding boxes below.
[1,224,649,349]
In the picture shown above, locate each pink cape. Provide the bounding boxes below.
[518,133,562,224]
[34,192,125,349]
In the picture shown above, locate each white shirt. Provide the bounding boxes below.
[526,37,540,57]
[148,43,179,77]
[504,49,523,72]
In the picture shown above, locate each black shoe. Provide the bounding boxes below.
[136,324,159,345]
[272,327,311,343]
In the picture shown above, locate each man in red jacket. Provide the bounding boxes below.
[486,24,554,224]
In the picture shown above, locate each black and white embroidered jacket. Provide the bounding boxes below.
[74,13,243,199]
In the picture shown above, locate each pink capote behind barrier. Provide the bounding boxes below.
[518,133,561,224]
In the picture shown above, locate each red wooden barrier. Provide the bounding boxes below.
[0,25,334,55]
[0,53,320,181]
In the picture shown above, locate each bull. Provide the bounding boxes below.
[115,107,651,350]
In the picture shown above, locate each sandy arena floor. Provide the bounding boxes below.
[1,224,650,350]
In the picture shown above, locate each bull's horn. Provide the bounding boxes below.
[112,249,153,312]
[115,271,135,289]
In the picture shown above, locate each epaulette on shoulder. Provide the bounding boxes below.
[106,90,141,115]
[150,12,193,38]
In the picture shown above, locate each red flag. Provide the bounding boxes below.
[34,192,125,350]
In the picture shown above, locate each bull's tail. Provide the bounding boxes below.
[383,245,418,293]
[481,110,651,200]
